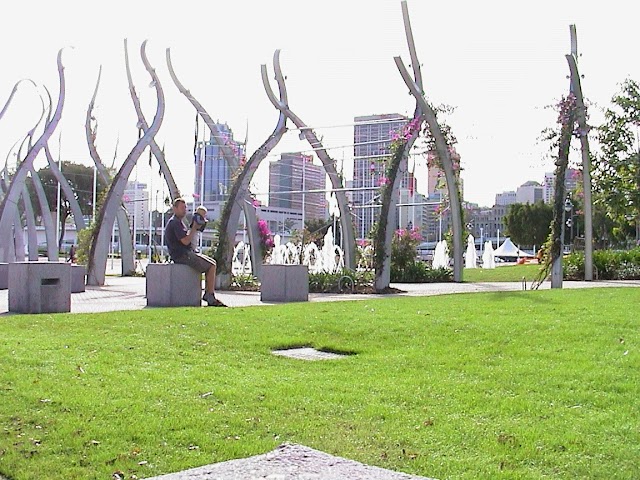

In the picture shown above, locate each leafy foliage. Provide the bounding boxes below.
[27,161,108,221]
[504,202,553,247]
[594,78,640,241]
[564,247,640,280]
[391,227,422,271]
[391,262,452,283]
[308,269,374,293]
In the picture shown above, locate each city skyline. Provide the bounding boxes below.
[2,1,640,208]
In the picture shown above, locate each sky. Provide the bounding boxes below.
[2,0,640,208]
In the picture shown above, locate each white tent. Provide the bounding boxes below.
[494,237,534,258]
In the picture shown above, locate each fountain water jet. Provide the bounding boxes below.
[432,240,450,269]
[465,234,477,268]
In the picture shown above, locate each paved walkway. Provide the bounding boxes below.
[1,276,639,315]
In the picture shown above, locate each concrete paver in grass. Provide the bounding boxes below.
[272,347,348,361]
[145,443,436,480]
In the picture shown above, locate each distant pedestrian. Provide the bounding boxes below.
[68,244,76,263]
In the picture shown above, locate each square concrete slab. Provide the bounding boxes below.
[144,443,436,479]
[272,347,347,361]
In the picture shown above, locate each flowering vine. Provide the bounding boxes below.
[257,218,274,261]
[533,93,580,289]
[373,116,422,278]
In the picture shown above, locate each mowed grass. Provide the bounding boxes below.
[0,288,638,480]
[464,263,543,283]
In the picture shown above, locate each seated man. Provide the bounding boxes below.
[164,198,226,307]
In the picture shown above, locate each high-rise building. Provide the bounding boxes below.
[194,124,245,219]
[543,169,581,204]
[268,153,326,221]
[353,113,408,239]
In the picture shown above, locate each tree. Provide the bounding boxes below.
[504,202,553,248]
[595,78,640,242]
[27,161,108,244]
[303,218,332,247]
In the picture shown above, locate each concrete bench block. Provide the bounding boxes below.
[146,263,202,307]
[9,262,71,314]
[260,264,309,302]
[0,263,7,290]
[71,265,86,293]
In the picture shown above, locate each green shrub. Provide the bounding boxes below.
[563,247,640,280]
[308,269,374,293]
[230,274,260,291]
[391,261,453,283]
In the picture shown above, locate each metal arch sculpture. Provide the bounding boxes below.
[0,48,70,263]
[85,65,136,275]
[0,167,25,261]
[25,86,60,260]
[261,50,357,271]
[166,48,263,278]
[0,80,42,261]
[2,87,60,260]
[124,40,180,202]
[372,1,425,291]
[212,52,289,288]
[566,25,593,281]
[16,106,49,261]
[0,79,38,122]
[87,40,164,286]
[393,1,464,283]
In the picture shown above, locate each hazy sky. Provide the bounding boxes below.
[2,0,639,207]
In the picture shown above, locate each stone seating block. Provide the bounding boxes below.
[9,262,71,314]
[146,263,202,307]
[260,264,309,302]
[0,263,7,290]
[71,264,86,293]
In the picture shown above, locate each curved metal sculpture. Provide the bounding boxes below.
[393,1,463,283]
[372,2,425,291]
[261,50,357,271]
[0,48,69,262]
[166,48,263,278]
[124,40,180,202]
[566,25,593,281]
[0,79,38,122]
[1,80,56,261]
[0,168,25,261]
[85,65,135,275]
[213,52,289,287]
[87,40,164,286]
[16,132,43,261]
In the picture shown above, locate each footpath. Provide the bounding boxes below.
[1,276,639,315]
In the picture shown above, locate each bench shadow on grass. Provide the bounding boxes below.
[486,288,556,304]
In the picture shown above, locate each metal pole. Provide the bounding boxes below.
[56,133,61,250]
[92,164,97,223]
[561,207,566,256]
[301,156,305,229]
[133,165,138,255]
[161,180,166,261]
[148,168,153,259]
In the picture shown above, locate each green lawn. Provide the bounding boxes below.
[1,288,638,479]
[463,263,543,283]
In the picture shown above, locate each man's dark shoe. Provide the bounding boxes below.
[203,292,227,307]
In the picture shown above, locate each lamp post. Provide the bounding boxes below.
[562,196,573,254]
